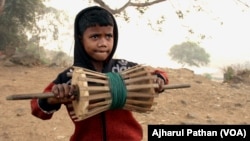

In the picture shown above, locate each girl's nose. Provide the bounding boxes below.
[98,38,107,47]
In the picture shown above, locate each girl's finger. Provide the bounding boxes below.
[57,84,65,98]
[62,83,70,97]
[69,85,76,99]
[52,85,59,97]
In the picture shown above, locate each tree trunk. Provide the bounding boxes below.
[0,0,5,14]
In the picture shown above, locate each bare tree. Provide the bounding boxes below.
[93,0,249,15]
[91,0,250,36]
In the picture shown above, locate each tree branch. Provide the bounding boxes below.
[93,0,167,14]
[236,0,249,8]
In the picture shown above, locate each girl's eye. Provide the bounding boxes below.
[106,34,113,39]
[91,35,99,39]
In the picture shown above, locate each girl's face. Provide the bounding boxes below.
[81,25,114,62]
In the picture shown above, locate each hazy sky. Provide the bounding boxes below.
[47,0,250,75]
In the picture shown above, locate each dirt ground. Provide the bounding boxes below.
[0,63,249,141]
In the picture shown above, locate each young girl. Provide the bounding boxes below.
[31,6,168,141]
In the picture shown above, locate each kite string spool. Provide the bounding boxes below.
[106,72,127,109]
[5,64,191,122]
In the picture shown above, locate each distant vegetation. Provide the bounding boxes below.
[168,41,210,67]
[7,46,73,67]
[0,0,68,52]
[222,62,250,84]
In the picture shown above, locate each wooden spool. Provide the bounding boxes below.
[6,65,191,121]
[70,65,158,121]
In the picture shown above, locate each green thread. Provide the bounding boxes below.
[105,72,127,109]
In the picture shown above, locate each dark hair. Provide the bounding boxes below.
[78,8,114,35]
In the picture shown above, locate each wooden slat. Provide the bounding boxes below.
[78,77,108,84]
[126,99,154,105]
[126,92,155,98]
[80,86,110,91]
[123,75,156,84]
[87,93,111,100]
[126,84,158,91]
[87,100,111,109]
[84,105,110,119]
[121,70,148,79]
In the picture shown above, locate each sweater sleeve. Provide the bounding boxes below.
[152,69,169,93]
[30,82,61,120]
[153,69,169,85]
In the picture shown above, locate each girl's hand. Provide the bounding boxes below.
[155,77,165,93]
[47,84,76,104]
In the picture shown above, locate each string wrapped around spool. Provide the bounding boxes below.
[70,65,158,121]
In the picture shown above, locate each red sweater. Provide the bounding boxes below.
[30,70,168,141]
